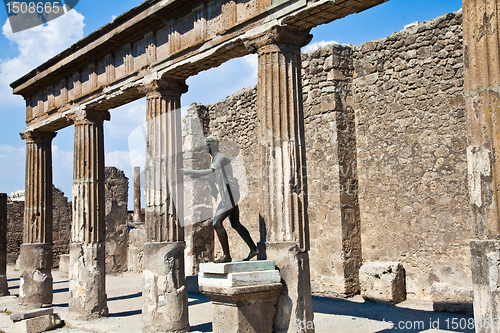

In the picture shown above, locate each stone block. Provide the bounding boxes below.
[58,254,69,279]
[431,282,473,315]
[13,313,64,333]
[359,261,406,304]
[186,275,199,294]
[199,261,282,333]
[199,260,275,274]
[11,308,53,322]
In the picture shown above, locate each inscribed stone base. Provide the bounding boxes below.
[431,282,473,315]
[262,242,315,333]
[142,241,189,333]
[470,240,500,333]
[200,283,282,333]
[18,244,53,307]
[68,242,108,320]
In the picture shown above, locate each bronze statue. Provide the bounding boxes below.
[180,136,259,263]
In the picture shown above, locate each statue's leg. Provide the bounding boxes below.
[213,204,232,261]
[229,206,258,254]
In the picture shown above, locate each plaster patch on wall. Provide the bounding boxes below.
[467,146,491,207]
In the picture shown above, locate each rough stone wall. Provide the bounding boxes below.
[352,12,472,299]
[302,45,362,296]
[52,186,72,267]
[6,201,23,264]
[6,186,72,266]
[104,166,129,273]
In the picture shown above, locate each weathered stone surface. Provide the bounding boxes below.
[105,167,129,274]
[58,254,69,279]
[0,194,8,296]
[20,131,56,307]
[352,11,471,300]
[13,313,64,333]
[359,262,406,304]
[470,240,500,333]
[200,260,276,274]
[68,242,108,320]
[19,244,53,307]
[10,308,53,322]
[133,167,141,222]
[7,186,71,268]
[70,110,109,320]
[431,282,473,315]
[200,283,282,333]
[142,241,189,333]
[127,225,145,273]
[265,242,314,333]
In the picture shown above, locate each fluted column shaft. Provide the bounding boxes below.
[257,42,310,251]
[72,111,108,244]
[144,78,187,242]
[253,27,314,333]
[19,130,56,307]
[69,109,110,320]
[463,1,500,332]
[142,78,190,333]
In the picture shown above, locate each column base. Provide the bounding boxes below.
[68,242,108,320]
[261,242,315,333]
[19,243,53,307]
[143,241,189,333]
[470,240,500,333]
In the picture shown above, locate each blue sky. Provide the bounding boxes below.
[0,0,463,208]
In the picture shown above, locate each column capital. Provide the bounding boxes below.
[141,77,188,99]
[20,130,56,143]
[245,26,312,53]
[72,109,111,126]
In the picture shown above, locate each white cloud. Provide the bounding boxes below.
[106,99,147,139]
[0,10,85,107]
[52,144,73,169]
[106,150,134,172]
[302,40,339,53]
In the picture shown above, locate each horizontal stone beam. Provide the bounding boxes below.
[12,0,386,132]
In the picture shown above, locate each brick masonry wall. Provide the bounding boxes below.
[352,11,472,298]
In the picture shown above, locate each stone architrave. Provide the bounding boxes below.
[0,193,8,296]
[142,78,190,333]
[69,109,110,320]
[463,1,500,332]
[19,130,56,307]
[247,26,315,332]
[133,166,141,222]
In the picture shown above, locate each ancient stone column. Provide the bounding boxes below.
[0,193,9,296]
[69,109,110,320]
[142,78,190,332]
[463,1,500,332]
[249,26,315,332]
[19,130,56,307]
[133,166,141,222]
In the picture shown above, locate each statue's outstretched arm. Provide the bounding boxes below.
[180,167,213,178]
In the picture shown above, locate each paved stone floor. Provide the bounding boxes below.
[0,265,475,332]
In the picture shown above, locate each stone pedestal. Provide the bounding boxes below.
[68,242,108,320]
[19,244,53,307]
[58,254,69,279]
[199,261,282,333]
[470,240,500,333]
[359,262,406,304]
[142,241,189,333]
